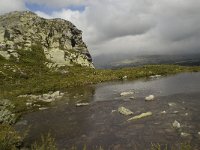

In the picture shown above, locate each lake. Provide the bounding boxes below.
[15,72,200,150]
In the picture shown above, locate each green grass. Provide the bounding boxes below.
[0,124,27,150]
[28,139,195,150]
[0,46,200,149]
[31,133,57,150]
[1,57,200,121]
[150,143,192,150]
[1,64,200,96]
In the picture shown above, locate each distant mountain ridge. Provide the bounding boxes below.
[93,54,200,69]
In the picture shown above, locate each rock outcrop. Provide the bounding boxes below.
[0,11,94,68]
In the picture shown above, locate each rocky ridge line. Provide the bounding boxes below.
[0,11,94,68]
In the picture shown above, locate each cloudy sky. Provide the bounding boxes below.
[0,0,200,56]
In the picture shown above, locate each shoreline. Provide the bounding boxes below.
[1,65,200,124]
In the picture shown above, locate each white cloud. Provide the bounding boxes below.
[1,0,200,56]
[38,0,200,56]
[0,0,26,14]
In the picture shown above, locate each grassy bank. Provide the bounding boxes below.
[0,63,200,115]
[1,64,200,98]
[1,45,200,104]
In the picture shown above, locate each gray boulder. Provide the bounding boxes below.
[118,106,133,116]
[172,120,181,129]
[0,99,16,124]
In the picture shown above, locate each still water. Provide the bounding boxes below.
[15,73,200,150]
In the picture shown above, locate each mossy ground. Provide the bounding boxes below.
[0,123,27,150]
[1,65,200,98]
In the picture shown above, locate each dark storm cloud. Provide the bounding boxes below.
[81,0,155,43]
[1,0,200,56]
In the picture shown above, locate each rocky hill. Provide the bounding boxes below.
[0,11,94,69]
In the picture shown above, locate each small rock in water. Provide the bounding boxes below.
[198,132,200,135]
[120,91,134,96]
[118,107,133,116]
[168,102,176,107]
[127,112,152,121]
[181,132,190,137]
[129,97,135,100]
[154,122,160,125]
[145,95,155,101]
[172,111,179,114]
[150,75,162,79]
[161,111,167,114]
[111,110,117,113]
[76,103,90,107]
[172,120,181,129]
[39,107,48,110]
[122,76,128,80]
[185,113,189,116]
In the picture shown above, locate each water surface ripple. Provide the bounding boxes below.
[15,73,200,150]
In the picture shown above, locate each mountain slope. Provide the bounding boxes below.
[0,11,94,68]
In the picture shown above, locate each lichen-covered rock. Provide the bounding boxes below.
[180,132,190,137]
[118,106,133,116]
[0,99,16,124]
[120,91,134,96]
[76,103,90,107]
[0,109,15,124]
[19,91,64,103]
[127,112,152,121]
[168,102,176,107]
[172,120,181,129]
[0,11,94,68]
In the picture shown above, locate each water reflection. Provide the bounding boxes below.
[93,72,200,101]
